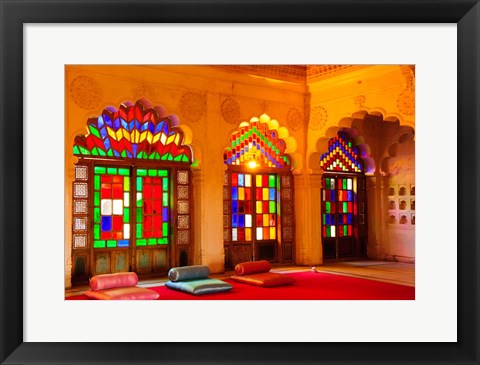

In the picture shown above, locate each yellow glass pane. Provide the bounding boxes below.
[256,175,262,187]
[263,188,269,201]
[256,201,263,214]
[245,228,252,241]
[270,227,276,239]
[238,187,245,200]
[263,227,270,239]
[245,174,252,187]
[263,214,269,227]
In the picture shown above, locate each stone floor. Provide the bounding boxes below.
[65,259,414,297]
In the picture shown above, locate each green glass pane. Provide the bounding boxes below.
[93,224,100,239]
[73,146,80,155]
[98,148,106,156]
[136,208,143,222]
[119,168,129,176]
[158,238,168,244]
[343,179,347,190]
[94,175,100,190]
[163,192,168,207]
[322,215,326,225]
[124,177,130,191]
[162,178,168,191]
[136,223,142,238]
[123,208,130,223]
[136,193,143,207]
[136,177,142,191]
[107,167,117,175]
[79,146,90,155]
[162,222,168,237]
[269,175,275,188]
[167,154,173,161]
[107,149,113,156]
[148,238,156,246]
[92,147,99,156]
[158,170,168,177]
[93,240,106,248]
[344,225,348,236]
[121,150,127,158]
[94,192,100,206]
[93,208,100,223]
[136,239,147,246]
[326,226,330,237]
[269,201,276,213]
[107,240,116,248]
[155,152,160,160]
[343,202,348,213]
[148,169,157,177]
[326,202,330,213]
[181,155,189,162]
[325,178,330,190]
[89,125,101,138]
[137,169,147,176]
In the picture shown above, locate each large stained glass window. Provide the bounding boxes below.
[135,168,170,246]
[322,176,356,238]
[254,174,277,241]
[93,166,131,248]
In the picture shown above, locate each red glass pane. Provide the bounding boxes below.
[263,227,269,240]
[101,175,112,183]
[144,216,152,231]
[262,175,268,186]
[143,184,152,199]
[256,188,262,200]
[153,177,162,184]
[143,230,151,238]
[331,204,336,214]
[245,201,252,214]
[101,186,111,199]
[144,201,152,214]
[153,200,162,214]
[337,179,342,189]
[232,173,238,186]
[112,216,123,231]
[237,228,245,241]
[263,201,269,212]
[145,177,152,183]
[348,202,353,212]
[323,226,326,237]
[245,188,251,200]
[101,231,111,240]
[269,214,276,225]
[339,226,344,237]
[112,184,123,199]
[348,225,352,236]
[112,176,123,183]
[153,216,162,233]
[153,185,162,198]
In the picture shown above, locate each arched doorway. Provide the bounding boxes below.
[320,131,367,259]
[70,100,194,285]
[222,117,295,268]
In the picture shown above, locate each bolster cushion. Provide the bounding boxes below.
[165,278,233,295]
[234,260,271,276]
[230,272,295,287]
[84,287,159,300]
[168,265,210,282]
[89,272,139,291]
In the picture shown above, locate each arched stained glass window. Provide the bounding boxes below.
[320,131,363,173]
[71,100,193,285]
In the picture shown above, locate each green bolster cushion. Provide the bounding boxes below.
[165,278,233,295]
[168,265,210,282]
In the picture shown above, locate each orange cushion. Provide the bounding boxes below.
[231,272,295,287]
[89,272,138,291]
[84,287,159,300]
[234,260,271,276]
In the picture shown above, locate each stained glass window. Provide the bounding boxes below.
[135,169,170,246]
[223,120,290,168]
[320,132,363,172]
[93,166,131,248]
[73,101,192,163]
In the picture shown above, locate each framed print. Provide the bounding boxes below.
[1,0,479,364]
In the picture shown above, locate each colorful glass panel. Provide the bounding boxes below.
[73,101,192,163]
[320,132,363,172]
[94,167,130,248]
[135,169,170,245]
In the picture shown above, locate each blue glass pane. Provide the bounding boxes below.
[238,174,244,187]
[238,215,245,228]
[339,214,344,224]
[331,215,335,225]
[330,191,335,201]
[118,240,129,247]
[347,214,353,224]
[347,191,353,201]
[269,188,276,201]
[232,215,238,228]
[231,187,238,200]
[162,207,169,221]
[326,215,330,225]
[101,216,112,231]
[232,201,238,214]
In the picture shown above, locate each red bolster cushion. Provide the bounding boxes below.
[84,287,159,300]
[234,260,271,276]
[89,272,139,291]
[231,272,295,287]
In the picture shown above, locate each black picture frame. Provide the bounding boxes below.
[1,1,479,364]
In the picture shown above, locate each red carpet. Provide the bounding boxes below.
[66,271,414,300]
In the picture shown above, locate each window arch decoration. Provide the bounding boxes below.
[320,131,363,173]
[73,100,192,163]
[223,118,291,169]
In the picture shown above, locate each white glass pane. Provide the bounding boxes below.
[347,178,352,190]
[124,192,130,207]
[245,214,252,228]
[124,224,130,239]
[232,228,238,241]
[331,226,336,237]
[256,227,263,240]
[113,199,123,215]
[101,199,112,215]
[245,174,251,187]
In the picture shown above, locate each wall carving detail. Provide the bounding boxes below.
[180,92,206,123]
[221,97,241,124]
[133,81,157,101]
[287,107,303,131]
[309,105,328,130]
[397,89,415,116]
[70,76,102,110]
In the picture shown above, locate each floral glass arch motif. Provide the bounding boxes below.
[223,119,291,169]
[320,131,363,173]
[73,101,192,163]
